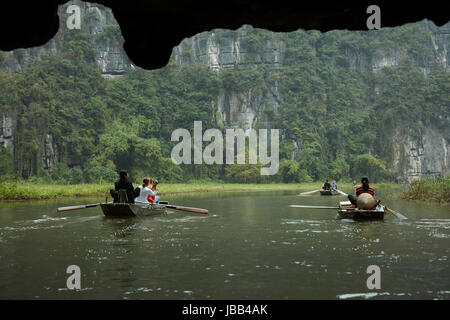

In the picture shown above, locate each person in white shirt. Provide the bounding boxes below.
[134,177,157,205]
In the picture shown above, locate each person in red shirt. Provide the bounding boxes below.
[147,180,160,204]
[348,176,375,206]
[355,177,374,196]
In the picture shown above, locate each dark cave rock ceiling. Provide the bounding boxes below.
[1,1,448,69]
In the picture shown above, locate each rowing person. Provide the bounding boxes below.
[322,180,331,190]
[110,170,137,203]
[135,177,157,205]
[348,176,380,208]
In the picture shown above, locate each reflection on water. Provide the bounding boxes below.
[0,191,449,299]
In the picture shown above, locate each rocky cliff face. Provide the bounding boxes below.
[427,20,450,72]
[368,21,450,182]
[1,0,133,76]
[349,21,450,75]
[172,26,284,132]
[0,1,448,181]
[394,126,449,183]
[172,21,450,182]
[0,1,134,170]
[172,26,285,70]
[0,114,13,149]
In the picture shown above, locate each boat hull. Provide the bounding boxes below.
[320,190,338,195]
[100,203,167,217]
[337,201,385,220]
[337,210,385,220]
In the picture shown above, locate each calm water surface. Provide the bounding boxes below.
[0,190,449,299]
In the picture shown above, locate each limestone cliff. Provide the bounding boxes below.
[0,115,13,149]
[0,1,448,181]
[172,21,450,182]
[172,26,284,132]
[394,126,449,183]
[1,1,133,76]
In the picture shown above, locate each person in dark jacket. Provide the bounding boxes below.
[110,170,138,203]
[348,176,378,206]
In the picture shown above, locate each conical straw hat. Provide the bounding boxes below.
[357,193,375,209]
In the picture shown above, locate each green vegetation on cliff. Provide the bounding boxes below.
[0,22,448,185]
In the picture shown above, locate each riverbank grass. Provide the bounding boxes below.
[400,176,450,203]
[0,181,354,200]
[0,182,110,200]
[0,181,404,201]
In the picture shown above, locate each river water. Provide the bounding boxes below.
[0,190,449,299]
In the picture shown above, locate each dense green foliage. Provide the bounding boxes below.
[400,175,450,203]
[276,25,449,183]
[0,22,448,185]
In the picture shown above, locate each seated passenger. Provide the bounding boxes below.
[147,180,160,204]
[134,177,157,205]
[330,180,338,191]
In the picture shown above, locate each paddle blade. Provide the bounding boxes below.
[57,205,87,212]
[394,212,408,220]
[385,207,408,220]
[167,205,208,214]
[336,190,348,196]
[298,189,320,196]
[289,205,338,209]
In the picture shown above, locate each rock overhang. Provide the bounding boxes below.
[0,1,449,70]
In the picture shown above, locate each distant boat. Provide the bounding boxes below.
[320,190,339,195]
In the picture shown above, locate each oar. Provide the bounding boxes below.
[57,202,111,213]
[289,205,339,209]
[336,189,348,196]
[384,206,408,220]
[162,204,208,214]
[298,189,320,196]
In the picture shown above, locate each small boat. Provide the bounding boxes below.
[100,202,167,217]
[337,201,385,220]
[320,190,339,195]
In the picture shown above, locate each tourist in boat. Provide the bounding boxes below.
[322,180,331,190]
[147,180,160,204]
[135,177,157,205]
[110,170,137,203]
[330,180,338,191]
[348,176,379,207]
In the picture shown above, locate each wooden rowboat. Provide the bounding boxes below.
[337,201,385,220]
[320,190,339,195]
[100,203,167,217]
